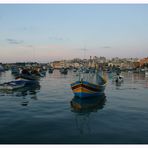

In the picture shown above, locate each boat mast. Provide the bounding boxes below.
[95,63,99,83]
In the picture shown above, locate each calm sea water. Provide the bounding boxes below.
[0,70,148,144]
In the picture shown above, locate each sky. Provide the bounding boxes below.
[0,4,148,63]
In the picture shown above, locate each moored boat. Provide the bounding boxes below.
[48,67,54,73]
[0,80,25,90]
[11,66,20,75]
[112,74,124,83]
[15,77,38,85]
[14,68,40,86]
[19,69,40,81]
[71,69,107,98]
[60,67,68,74]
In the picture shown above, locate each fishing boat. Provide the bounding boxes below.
[112,74,124,83]
[60,67,68,74]
[0,80,25,90]
[14,69,40,86]
[48,67,54,73]
[19,69,40,80]
[71,69,107,98]
[15,77,39,86]
[11,66,20,75]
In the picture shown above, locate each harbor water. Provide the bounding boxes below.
[0,70,148,144]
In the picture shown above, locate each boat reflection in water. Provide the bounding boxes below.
[70,93,106,113]
[70,93,106,136]
[0,83,40,106]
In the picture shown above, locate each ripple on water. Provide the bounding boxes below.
[0,70,148,143]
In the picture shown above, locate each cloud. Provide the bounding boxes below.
[6,38,24,44]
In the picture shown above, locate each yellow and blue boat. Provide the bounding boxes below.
[71,71,107,98]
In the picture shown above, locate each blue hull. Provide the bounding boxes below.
[71,80,106,98]
[74,92,105,98]
[15,79,38,86]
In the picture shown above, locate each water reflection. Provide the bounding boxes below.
[70,94,106,135]
[70,93,106,113]
[0,83,40,106]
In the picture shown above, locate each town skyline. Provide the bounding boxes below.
[0,4,148,63]
[0,56,146,64]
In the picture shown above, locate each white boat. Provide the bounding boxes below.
[112,75,124,83]
[0,80,25,90]
[145,71,148,77]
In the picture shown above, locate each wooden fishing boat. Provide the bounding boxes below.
[71,70,107,98]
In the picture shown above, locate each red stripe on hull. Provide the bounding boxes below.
[72,83,99,92]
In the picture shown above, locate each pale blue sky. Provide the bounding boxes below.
[0,4,148,62]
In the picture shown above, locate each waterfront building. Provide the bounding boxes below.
[140,57,148,67]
